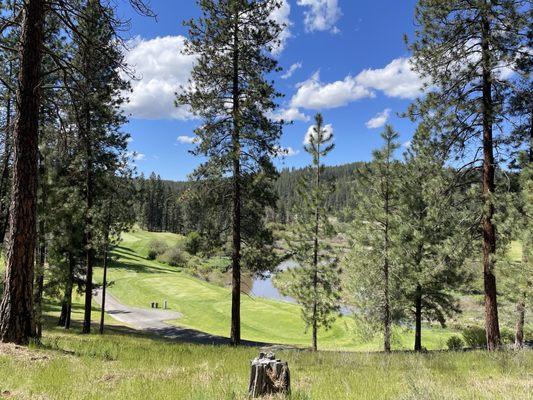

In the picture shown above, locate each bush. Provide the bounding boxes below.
[500,328,515,345]
[158,245,188,267]
[147,240,168,260]
[462,326,487,348]
[446,335,464,351]
[184,231,203,255]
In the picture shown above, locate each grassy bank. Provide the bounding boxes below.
[1,327,531,400]
[91,229,456,351]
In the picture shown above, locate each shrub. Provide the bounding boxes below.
[462,326,486,348]
[500,328,515,345]
[184,231,203,255]
[446,335,464,351]
[158,245,188,267]
[147,240,168,260]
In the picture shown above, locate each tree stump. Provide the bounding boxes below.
[248,352,290,398]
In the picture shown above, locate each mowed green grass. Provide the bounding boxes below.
[92,229,456,351]
[0,327,532,400]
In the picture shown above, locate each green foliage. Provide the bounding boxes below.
[184,231,202,255]
[344,125,401,351]
[147,240,168,260]
[462,326,487,349]
[158,245,189,267]
[446,335,464,351]
[281,114,341,350]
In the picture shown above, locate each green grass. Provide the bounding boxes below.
[91,229,456,351]
[0,326,531,400]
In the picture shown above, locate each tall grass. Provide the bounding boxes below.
[1,327,531,400]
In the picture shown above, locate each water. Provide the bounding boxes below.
[249,260,351,315]
[250,259,296,302]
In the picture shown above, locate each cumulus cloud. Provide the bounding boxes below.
[270,107,310,122]
[365,108,391,129]
[304,122,333,145]
[177,135,197,144]
[281,62,302,79]
[123,36,197,120]
[355,58,424,99]
[270,0,292,55]
[297,0,342,33]
[291,71,374,110]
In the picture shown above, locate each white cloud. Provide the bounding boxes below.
[270,0,292,55]
[297,0,342,33]
[281,62,302,79]
[355,58,424,99]
[177,135,197,144]
[402,140,412,148]
[123,36,197,120]
[365,108,391,129]
[291,71,374,110]
[127,151,145,161]
[304,122,333,144]
[270,107,310,122]
[274,146,300,157]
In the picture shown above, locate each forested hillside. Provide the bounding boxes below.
[135,162,365,232]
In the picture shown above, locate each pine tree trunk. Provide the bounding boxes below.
[34,218,45,338]
[34,151,46,339]
[481,11,501,351]
[230,12,241,346]
[0,73,13,244]
[58,254,74,329]
[99,210,111,335]
[0,0,45,345]
[383,140,392,353]
[311,138,321,352]
[414,284,422,352]
[514,295,525,349]
[82,104,94,334]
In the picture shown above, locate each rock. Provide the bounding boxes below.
[248,352,290,398]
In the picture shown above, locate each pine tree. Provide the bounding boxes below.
[279,114,340,351]
[407,0,530,350]
[68,0,131,334]
[396,127,473,351]
[177,0,284,345]
[345,125,400,352]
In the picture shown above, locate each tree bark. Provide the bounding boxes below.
[34,151,46,339]
[0,0,45,345]
[383,137,392,353]
[414,284,422,352]
[481,10,501,351]
[514,295,525,349]
[230,11,241,346]
[58,254,74,329]
[0,67,13,244]
[311,128,321,352]
[99,208,111,334]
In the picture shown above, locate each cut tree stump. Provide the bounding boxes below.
[248,352,290,398]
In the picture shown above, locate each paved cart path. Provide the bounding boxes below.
[94,289,275,347]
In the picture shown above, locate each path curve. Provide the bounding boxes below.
[94,289,272,347]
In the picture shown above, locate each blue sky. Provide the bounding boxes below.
[118,0,422,181]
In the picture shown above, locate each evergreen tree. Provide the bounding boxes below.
[345,125,400,352]
[407,0,530,350]
[68,0,131,334]
[396,127,473,351]
[279,114,340,351]
[177,0,284,345]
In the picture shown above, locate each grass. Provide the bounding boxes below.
[89,229,456,351]
[0,326,532,400]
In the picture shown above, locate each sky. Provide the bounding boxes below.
[117,0,422,181]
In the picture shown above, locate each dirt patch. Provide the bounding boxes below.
[0,343,50,363]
